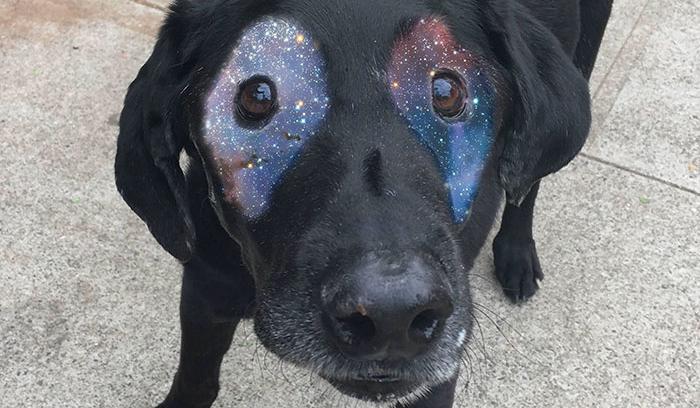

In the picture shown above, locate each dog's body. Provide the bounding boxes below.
[116,1,612,407]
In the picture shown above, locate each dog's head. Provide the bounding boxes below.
[116,0,589,403]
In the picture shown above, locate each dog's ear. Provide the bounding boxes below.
[115,7,197,262]
[483,0,592,205]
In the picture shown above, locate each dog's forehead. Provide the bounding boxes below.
[277,0,430,65]
[279,0,427,41]
[270,1,489,97]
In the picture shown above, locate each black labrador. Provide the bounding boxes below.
[115,0,612,406]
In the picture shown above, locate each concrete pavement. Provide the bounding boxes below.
[1,0,698,406]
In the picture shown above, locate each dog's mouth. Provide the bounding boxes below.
[321,371,422,402]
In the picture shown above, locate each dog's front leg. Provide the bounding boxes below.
[157,256,253,408]
[395,375,458,408]
[493,180,543,302]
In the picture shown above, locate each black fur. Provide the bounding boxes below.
[115,0,612,406]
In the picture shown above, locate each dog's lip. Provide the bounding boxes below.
[360,373,402,382]
[322,373,418,401]
[326,367,405,382]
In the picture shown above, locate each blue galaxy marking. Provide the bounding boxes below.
[202,18,329,219]
[389,18,497,223]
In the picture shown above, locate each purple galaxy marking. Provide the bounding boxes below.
[202,18,329,219]
[388,18,498,223]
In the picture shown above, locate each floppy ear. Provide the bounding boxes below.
[115,8,197,262]
[483,0,592,205]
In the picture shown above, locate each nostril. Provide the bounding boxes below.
[334,312,376,345]
[408,309,443,343]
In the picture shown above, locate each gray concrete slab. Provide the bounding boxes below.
[585,0,700,194]
[1,1,698,407]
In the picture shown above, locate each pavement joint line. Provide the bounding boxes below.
[591,0,653,101]
[129,0,168,12]
[587,0,658,147]
[579,153,700,197]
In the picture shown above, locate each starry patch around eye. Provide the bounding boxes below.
[201,17,329,219]
[388,18,498,223]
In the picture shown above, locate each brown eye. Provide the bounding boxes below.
[235,76,278,125]
[431,70,468,121]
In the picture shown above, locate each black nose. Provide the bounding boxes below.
[321,255,453,361]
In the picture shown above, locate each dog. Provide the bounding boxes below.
[115,0,612,406]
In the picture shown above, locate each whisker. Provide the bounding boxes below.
[277,359,295,387]
[468,310,492,362]
[471,304,540,366]
[473,301,526,339]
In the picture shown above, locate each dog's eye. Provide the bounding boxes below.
[235,76,278,125]
[431,70,468,120]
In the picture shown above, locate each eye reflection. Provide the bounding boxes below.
[252,83,271,101]
[433,78,453,98]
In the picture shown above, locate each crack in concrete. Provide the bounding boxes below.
[580,153,700,197]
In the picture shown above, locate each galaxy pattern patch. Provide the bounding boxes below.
[202,18,329,218]
[388,18,498,223]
